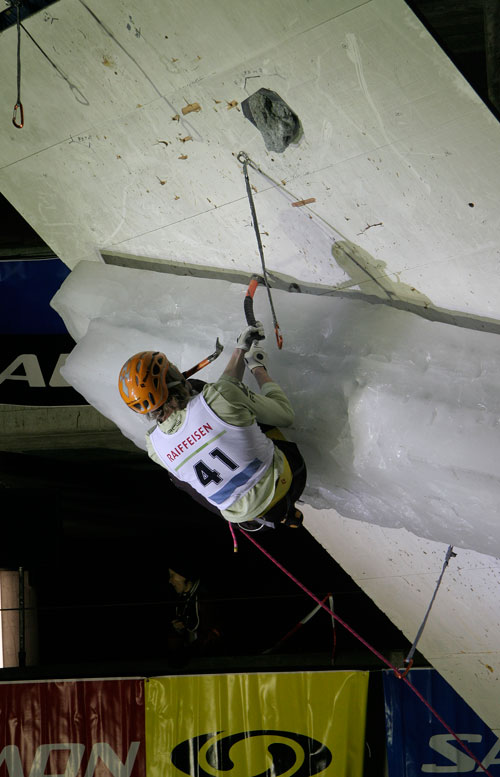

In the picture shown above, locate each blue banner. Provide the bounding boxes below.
[0,257,69,334]
[383,668,500,775]
[0,258,86,405]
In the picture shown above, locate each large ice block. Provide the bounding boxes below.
[51,261,500,556]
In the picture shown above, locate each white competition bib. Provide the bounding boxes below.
[149,393,274,510]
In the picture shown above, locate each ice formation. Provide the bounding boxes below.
[51,261,500,557]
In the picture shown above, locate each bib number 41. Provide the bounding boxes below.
[194,447,238,487]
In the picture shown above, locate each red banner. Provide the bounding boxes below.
[0,679,145,777]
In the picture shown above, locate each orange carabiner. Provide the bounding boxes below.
[13,102,24,129]
[395,658,413,679]
[275,324,283,350]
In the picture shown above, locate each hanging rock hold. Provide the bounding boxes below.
[241,88,302,153]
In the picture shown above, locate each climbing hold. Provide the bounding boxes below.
[241,88,302,153]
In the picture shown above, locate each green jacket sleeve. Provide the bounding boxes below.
[204,374,295,428]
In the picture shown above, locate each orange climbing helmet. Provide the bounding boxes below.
[118,351,170,414]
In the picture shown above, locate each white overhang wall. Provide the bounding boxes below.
[1,0,499,733]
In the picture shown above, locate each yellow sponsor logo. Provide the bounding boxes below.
[146,672,368,777]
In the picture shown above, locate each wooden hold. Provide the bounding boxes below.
[182,102,201,115]
[291,197,316,207]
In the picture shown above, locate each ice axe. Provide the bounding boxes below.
[183,337,224,379]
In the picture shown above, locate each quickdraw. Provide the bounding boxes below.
[237,151,283,349]
[395,544,456,679]
[12,0,24,128]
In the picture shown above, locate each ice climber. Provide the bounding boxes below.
[118,323,306,530]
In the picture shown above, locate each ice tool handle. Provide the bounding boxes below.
[183,338,224,379]
[238,151,283,350]
[244,276,260,328]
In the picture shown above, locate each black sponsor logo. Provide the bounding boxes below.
[171,730,332,777]
[0,335,86,406]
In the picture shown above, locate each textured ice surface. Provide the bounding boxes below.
[51,261,500,556]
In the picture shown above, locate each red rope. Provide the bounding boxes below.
[228,521,238,552]
[329,594,336,665]
[240,529,494,777]
[263,592,331,654]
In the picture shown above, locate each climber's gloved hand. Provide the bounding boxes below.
[245,341,268,372]
[236,321,265,352]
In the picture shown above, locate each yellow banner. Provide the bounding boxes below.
[145,671,368,777]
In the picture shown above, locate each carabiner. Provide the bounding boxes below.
[237,150,259,171]
[12,101,24,129]
[275,324,283,350]
[395,658,413,679]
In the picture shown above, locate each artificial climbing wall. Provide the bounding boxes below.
[1,0,499,325]
[1,0,500,735]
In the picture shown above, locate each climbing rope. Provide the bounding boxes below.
[228,521,238,553]
[398,544,456,677]
[329,593,336,664]
[233,146,489,770]
[262,592,332,654]
[237,150,346,243]
[237,151,283,349]
[236,150,395,301]
[239,529,493,777]
[12,0,24,128]
[19,20,90,106]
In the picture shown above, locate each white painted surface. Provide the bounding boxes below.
[304,505,500,732]
[1,0,500,735]
[2,0,500,316]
